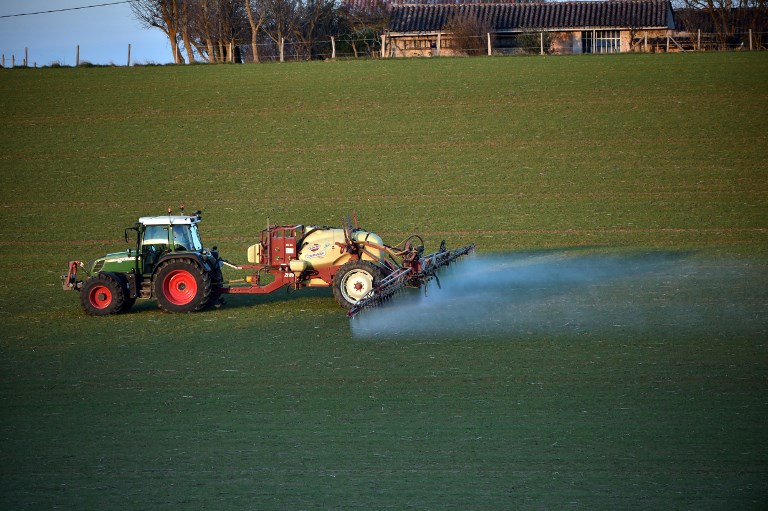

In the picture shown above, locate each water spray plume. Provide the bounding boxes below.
[351,250,768,341]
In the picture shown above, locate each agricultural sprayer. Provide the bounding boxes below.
[61,209,475,317]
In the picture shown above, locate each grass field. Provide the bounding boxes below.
[1,53,767,509]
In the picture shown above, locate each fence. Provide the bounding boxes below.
[2,30,766,68]
[0,36,383,68]
[1,44,135,68]
[396,30,768,57]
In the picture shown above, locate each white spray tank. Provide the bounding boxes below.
[297,227,385,270]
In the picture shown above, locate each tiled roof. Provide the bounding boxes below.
[388,1,674,32]
[342,0,389,15]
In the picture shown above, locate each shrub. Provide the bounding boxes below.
[516,31,552,55]
[445,12,489,56]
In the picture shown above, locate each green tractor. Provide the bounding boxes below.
[62,210,223,315]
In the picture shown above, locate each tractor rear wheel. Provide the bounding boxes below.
[332,260,382,309]
[153,258,212,313]
[80,273,126,316]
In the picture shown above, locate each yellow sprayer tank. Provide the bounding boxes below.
[297,228,384,270]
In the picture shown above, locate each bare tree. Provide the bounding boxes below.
[215,0,249,62]
[132,0,186,63]
[189,0,217,61]
[179,0,196,63]
[294,0,337,59]
[261,0,299,53]
[444,11,489,56]
[338,0,388,58]
[245,0,267,62]
[673,0,768,49]
[186,0,248,62]
[133,0,398,64]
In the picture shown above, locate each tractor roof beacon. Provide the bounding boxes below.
[62,209,476,317]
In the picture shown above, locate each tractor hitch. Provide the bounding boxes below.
[61,260,84,291]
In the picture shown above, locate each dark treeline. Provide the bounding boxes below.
[132,0,768,63]
[672,0,768,47]
[131,0,389,63]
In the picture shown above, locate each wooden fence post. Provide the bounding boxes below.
[381,33,386,58]
[666,33,670,52]
[697,29,701,51]
[76,45,80,66]
[331,36,336,59]
[280,37,284,62]
[436,33,441,57]
[487,32,492,56]
[540,32,544,55]
[127,43,131,66]
[749,29,753,50]
[25,47,28,66]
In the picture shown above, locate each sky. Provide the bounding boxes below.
[0,1,174,66]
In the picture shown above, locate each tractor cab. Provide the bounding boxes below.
[135,215,204,274]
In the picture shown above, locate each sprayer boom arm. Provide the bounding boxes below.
[348,243,476,317]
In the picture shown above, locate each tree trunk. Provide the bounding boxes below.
[245,0,262,63]
[175,43,185,64]
[180,1,195,63]
[164,0,184,64]
[206,37,216,63]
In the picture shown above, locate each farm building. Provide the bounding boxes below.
[383,0,677,56]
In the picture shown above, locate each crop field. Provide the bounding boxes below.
[1,53,767,509]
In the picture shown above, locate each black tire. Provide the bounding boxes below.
[153,258,212,313]
[80,273,126,316]
[332,260,382,310]
[108,273,136,313]
[204,266,224,309]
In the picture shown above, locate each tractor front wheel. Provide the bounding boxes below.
[80,273,126,316]
[332,260,382,310]
[153,259,212,313]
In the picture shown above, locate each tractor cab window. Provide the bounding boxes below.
[173,225,196,251]
[143,225,170,247]
[187,224,203,251]
[141,225,171,273]
[172,224,202,251]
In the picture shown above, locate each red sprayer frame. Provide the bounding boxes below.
[220,225,302,295]
[219,224,337,295]
[216,221,476,318]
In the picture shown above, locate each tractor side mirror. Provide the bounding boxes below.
[124,226,138,243]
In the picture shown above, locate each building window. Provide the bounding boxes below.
[582,30,621,54]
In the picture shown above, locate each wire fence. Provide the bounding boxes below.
[394,30,768,57]
[2,30,766,68]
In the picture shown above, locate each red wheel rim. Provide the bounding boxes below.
[88,285,112,309]
[163,270,197,306]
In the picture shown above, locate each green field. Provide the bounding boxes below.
[1,53,767,509]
